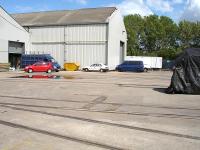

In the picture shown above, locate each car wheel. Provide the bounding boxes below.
[100,69,104,72]
[85,68,89,72]
[47,69,52,73]
[28,69,33,73]
[144,68,148,72]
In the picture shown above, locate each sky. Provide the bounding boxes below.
[0,0,199,22]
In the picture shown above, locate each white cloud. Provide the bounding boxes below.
[14,5,50,13]
[115,0,153,16]
[146,0,173,13]
[15,5,34,12]
[112,0,183,16]
[63,0,87,5]
[180,0,200,21]
[76,0,87,5]
[172,0,184,4]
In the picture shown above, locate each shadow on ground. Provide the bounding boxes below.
[153,88,168,94]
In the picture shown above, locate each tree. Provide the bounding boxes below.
[191,21,200,47]
[124,14,199,59]
[178,21,194,48]
[142,15,178,51]
[159,16,178,49]
[124,14,144,55]
[178,21,200,48]
[143,15,163,51]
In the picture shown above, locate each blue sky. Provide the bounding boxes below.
[0,0,199,22]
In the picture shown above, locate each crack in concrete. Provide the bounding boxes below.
[81,96,107,110]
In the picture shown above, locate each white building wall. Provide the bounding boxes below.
[30,44,65,67]
[30,27,64,43]
[0,7,30,63]
[29,27,65,66]
[107,9,127,70]
[29,24,107,68]
[65,24,107,42]
[0,39,8,63]
[64,24,107,68]
[65,44,106,67]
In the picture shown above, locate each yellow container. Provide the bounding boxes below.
[64,63,80,71]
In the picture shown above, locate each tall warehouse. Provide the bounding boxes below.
[12,7,127,69]
[0,6,29,68]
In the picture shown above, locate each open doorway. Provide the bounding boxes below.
[9,53,21,69]
[120,41,125,63]
[8,41,25,69]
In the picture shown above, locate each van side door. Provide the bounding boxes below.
[129,61,137,72]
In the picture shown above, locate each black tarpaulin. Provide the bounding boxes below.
[167,48,200,94]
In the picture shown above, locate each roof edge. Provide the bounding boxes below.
[23,22,109,28]
[0,5,29,33]
[11,7,117,15]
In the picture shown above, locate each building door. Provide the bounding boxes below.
[120,41,125,63]
[8,41,25,68]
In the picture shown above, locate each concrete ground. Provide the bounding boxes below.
[0,70,199,150]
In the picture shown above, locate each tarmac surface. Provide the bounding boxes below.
[0,71,200,150]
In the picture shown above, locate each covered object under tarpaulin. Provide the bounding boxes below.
[167,48,200,94]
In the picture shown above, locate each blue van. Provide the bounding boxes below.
[116,61,144,72]
[21,54,61,71]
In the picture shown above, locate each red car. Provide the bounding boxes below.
[24,62,53,73]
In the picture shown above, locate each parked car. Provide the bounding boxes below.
[82,63,109,72]
[21,54,61,72]
[116,61,145,72]
[125,56,163,70]
[24,62,54,73]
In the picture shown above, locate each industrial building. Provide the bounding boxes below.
[1,7,127,69]
[0,6,29,68]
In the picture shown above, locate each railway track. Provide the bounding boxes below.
[0,95,199,111]
[0,119,124,150]
[1,104,200,141]
[0,102,200,120]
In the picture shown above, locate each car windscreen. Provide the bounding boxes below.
[91,64,97,67]
[45,55,56,63]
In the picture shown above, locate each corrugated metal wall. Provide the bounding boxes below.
[0,39,8,63]
[64,24,107,67]
[28,44,65,66]
[65,24,107,42]
[30,27,64,43]
[29,24,108,68]
[29,27,65,66]
[65,44,106,67]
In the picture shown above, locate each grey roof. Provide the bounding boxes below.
[12,7,116,27]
